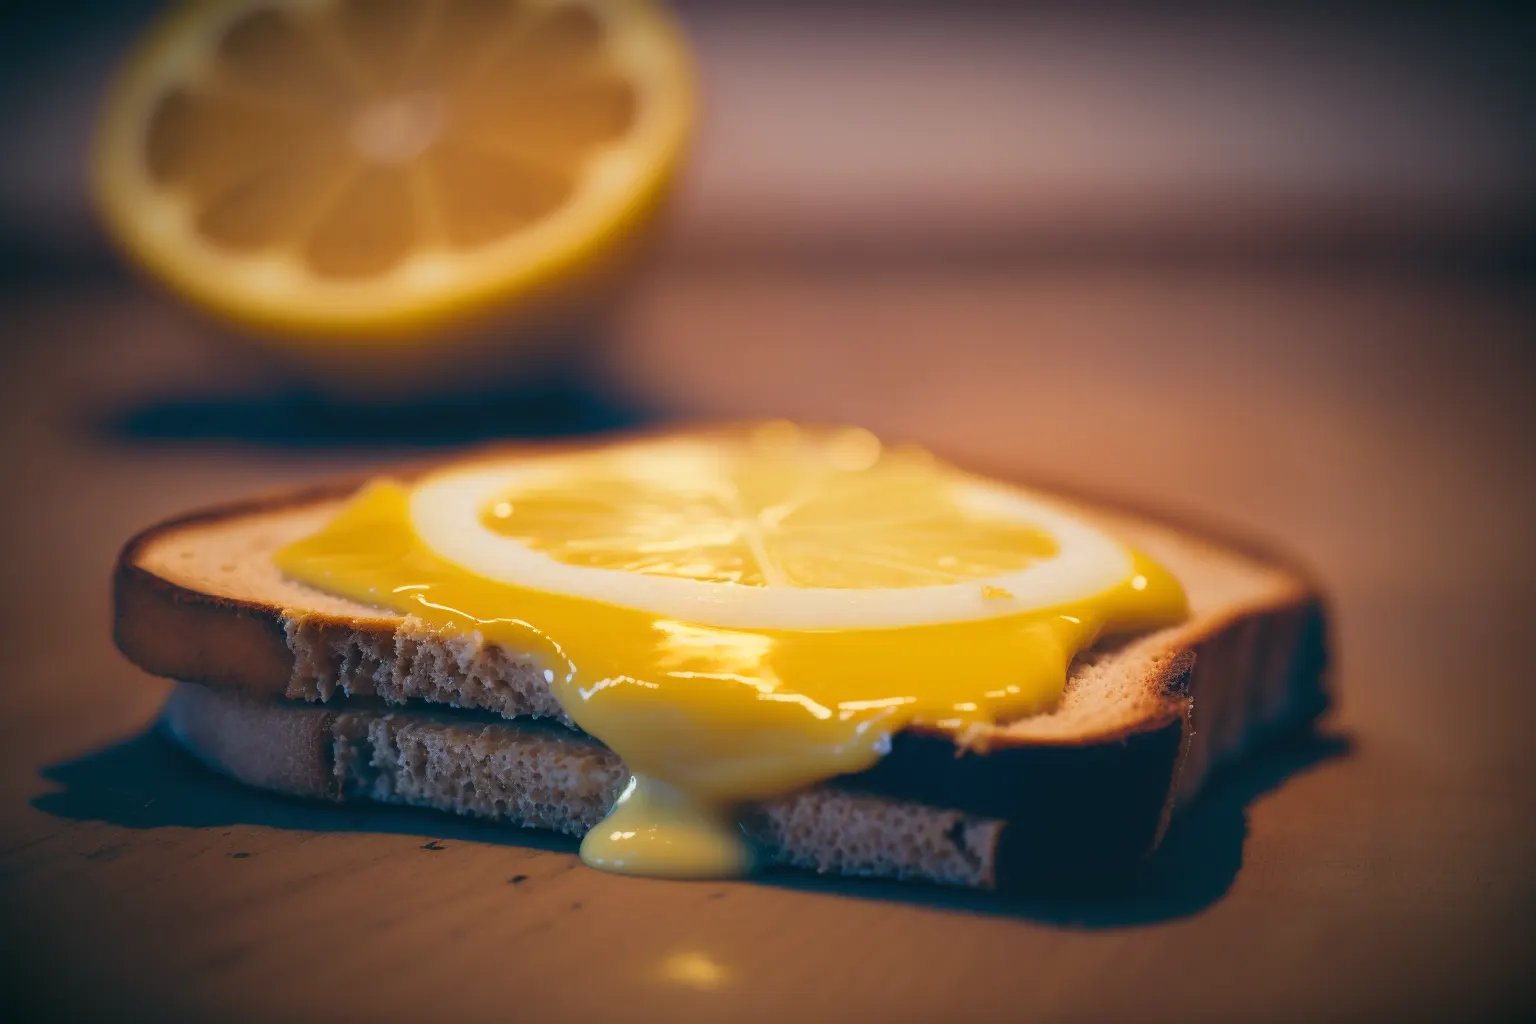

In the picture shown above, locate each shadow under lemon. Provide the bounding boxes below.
[32,717,1349,926]
[91,274,664,449]
[97,349,657,448]
[93,194,673,448]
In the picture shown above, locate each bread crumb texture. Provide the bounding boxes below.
[289,615,576,727]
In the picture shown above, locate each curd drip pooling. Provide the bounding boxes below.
[275,426,1188,877]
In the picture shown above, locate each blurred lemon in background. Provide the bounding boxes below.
[91,0,693,389]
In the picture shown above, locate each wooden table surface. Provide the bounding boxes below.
[0,264,1530,1021]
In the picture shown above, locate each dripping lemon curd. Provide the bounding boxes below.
[275,425,1187,877]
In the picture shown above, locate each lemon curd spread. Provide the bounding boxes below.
[275,425,1187,878]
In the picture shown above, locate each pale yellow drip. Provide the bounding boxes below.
[581,775,756,878]
[274,443,1187,879]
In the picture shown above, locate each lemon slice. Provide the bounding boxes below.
[409,427,1134,630]
[92,0,692,340]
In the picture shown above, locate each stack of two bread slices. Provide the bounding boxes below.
[114,479,1328,891]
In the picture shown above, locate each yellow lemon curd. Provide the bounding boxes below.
[275,429,1187,877]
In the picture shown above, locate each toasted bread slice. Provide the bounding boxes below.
[163,682,1021,886]
[114,471,1328,889]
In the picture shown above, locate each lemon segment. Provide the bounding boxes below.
[92,0,693,341]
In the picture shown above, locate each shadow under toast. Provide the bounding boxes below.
[32,720,1350,926]
[31,721,580,856]
[758,728,1352,926]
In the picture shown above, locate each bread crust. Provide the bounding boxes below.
[115,482,356,697]
[115,465,1330,881]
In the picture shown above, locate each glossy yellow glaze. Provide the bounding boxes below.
[275,441,1186,878]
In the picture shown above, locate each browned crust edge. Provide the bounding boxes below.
[114,481,361,698]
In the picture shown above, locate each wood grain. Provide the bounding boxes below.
[0,266,1531,1021]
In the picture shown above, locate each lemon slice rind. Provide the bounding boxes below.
[408,449,1133,631]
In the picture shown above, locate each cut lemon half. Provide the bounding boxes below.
[92,0,693,341]
[409,426,1136,630]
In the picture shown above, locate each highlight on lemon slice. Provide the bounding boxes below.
[92,0,693,341]
[409,425,1136,630]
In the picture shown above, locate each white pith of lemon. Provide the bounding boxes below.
[408,432,1134,631]
[92,0,693,341]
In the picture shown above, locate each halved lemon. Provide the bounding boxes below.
[92,0,693,341]
[410,425,1136,630]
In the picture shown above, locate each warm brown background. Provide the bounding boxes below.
[1,2,1533,1020]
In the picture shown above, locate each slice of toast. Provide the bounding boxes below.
[114,471,1329,889]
